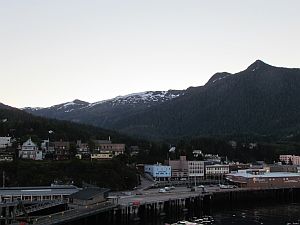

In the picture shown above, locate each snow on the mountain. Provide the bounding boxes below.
[25,91,184,113]
[22,107,44,111]
[57,102,76,110]
[86,91,184,108]
[87,99,110,108]
[55,100,87,110]
[64,109,74,113]
[110,91,183,105]
[212,74,231,83]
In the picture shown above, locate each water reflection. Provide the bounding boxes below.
[170,203,300,225]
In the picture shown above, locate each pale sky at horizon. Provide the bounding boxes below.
[1,0,300,108]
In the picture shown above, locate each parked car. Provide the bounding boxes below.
[159,188,167,193]
[219,184,234,189]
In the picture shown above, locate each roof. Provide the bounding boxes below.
[206,164,229,168]
[0,185,80,196]
[227,171,300,179]
[53,141,70,146]
[94,140,112,144]
[70,187,110,200]
[22,138,37,147]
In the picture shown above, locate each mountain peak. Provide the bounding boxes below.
[247,60,272,72]
[207,72,232,84]
[72,99,89,105]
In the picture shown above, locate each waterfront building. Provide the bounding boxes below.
[144,164,171,181]
[165,156,205,182]
[0,137,12,149]
[165,156,188,180]
[188,161,205,183]
[279,155,300,165]
[0,185,80,203]
[19,138,43,160]
[205,164,230,179]
[270,164,300,173]
[70,187,110,207]
[226,169,300,188]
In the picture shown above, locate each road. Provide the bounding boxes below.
[115,185,225,206]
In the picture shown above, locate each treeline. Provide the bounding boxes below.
[2,106,300,171]
[173,137,300,164]
[0,159,138,191]
[119,136,300,165]
[0,108,149,147]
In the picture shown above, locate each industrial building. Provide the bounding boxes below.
[226,169,300,188]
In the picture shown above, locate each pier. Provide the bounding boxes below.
[10,186,300,225]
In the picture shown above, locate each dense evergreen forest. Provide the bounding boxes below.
[0,159,138,191]
[0,107,148,147]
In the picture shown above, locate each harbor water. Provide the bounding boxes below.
[169,203,300,225]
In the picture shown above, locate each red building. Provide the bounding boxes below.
[226,169,300,188]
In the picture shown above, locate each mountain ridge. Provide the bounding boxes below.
[22,60,300,140]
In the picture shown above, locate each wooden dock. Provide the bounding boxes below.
[11,186,300,225]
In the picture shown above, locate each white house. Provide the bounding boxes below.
[0,137,12,149]
[144,164,171,181]
[19,138,43,160]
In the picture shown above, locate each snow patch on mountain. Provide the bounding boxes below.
[85,91,184,108]
[87,91,184,108]
[212,74,231,83]
[22,107,44,111]
[57,102,77,110]
[50,100,89,111]
[23,90,184,113]
[207,72,232,85]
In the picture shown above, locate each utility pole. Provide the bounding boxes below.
[2,171,5,188]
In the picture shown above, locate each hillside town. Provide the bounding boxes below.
[2,136,300,190]
[0,136,125,161]
[144,153,300,189]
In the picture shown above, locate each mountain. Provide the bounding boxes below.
[0,104,137,144]
[24,60,300,140]
[24,90,185,128]
[0,102,14,110]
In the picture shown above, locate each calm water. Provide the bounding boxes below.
[73,202,300,225]
[172,203,300,225]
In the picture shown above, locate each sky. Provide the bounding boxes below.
[0,0,300,108]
